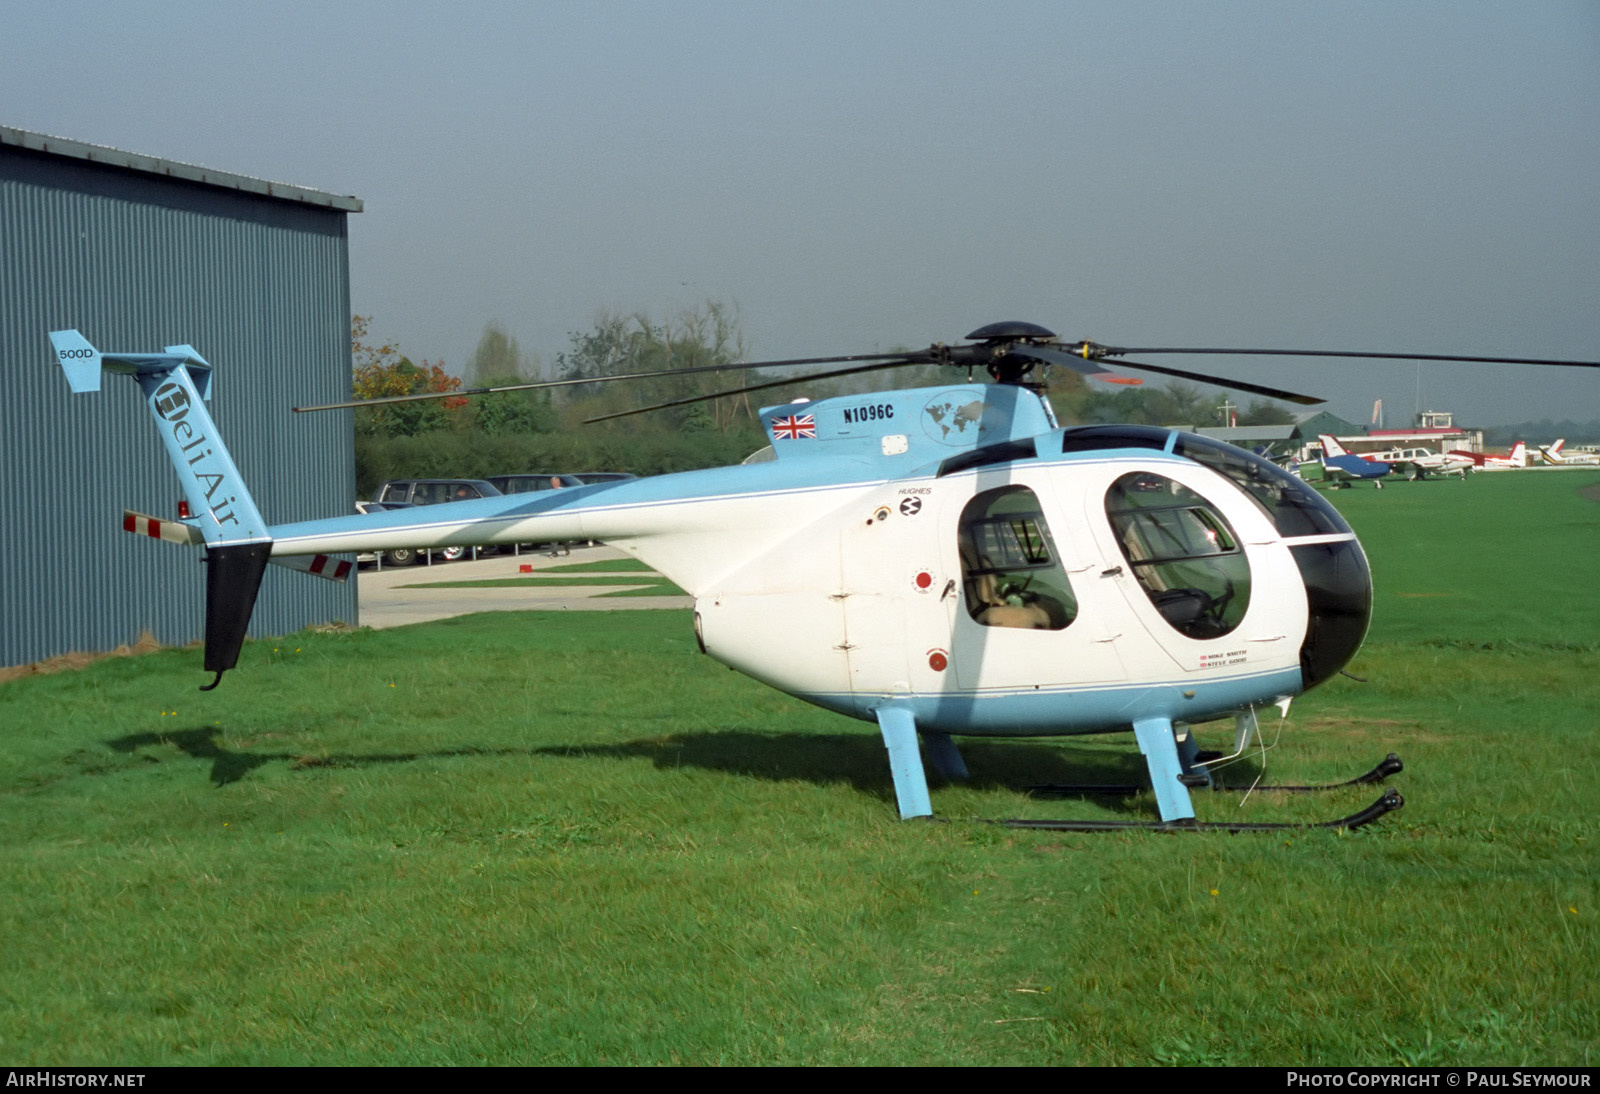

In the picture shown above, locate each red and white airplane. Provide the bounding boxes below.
[1446,441,1530,470]
[1364,443,1475,479]
[1537,439,1600,466]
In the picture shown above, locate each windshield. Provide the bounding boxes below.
[1171,434,1351,537]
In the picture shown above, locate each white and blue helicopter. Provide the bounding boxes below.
[49,322,1599,830]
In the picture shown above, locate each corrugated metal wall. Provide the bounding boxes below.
[1,144,358,669]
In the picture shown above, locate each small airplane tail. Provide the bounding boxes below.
[1508,441,1528,467]
[1540,438,1566,464]
[1318,434,1349,458]
[50,330,271,688]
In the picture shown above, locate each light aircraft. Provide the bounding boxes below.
[1315,434,1393,488]
[49,322,1600,830]
[1537,439,1600,467]
[1318,436,1474,483]
[1364,445,1474,480]
[1447,441,1530,470]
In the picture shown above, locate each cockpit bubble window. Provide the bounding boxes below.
[1106,473,1252,639]
[1170,433,1352,537]
[1054,427,1352,539]
[958,486,1078,630]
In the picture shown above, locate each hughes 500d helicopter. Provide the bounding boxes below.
[49,322,1599,830]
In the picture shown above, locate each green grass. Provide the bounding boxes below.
[399,576,673,589]
[540,557,658,574]
[1319,471,1600,647]
[597,582,688,598]
[398,575,689,597]
[1,472,1596,1065]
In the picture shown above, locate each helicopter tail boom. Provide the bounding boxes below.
[51,331,273,687]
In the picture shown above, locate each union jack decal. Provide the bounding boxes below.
[771,414,816,440]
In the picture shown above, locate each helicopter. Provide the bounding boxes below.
[48,322,1600,830]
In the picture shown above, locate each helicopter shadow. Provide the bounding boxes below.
[536,730,1175,813]
[103,727,536,788]
[101,725,1234,818]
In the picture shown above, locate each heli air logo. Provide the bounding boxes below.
[154,383,191,423]
[155,382,245,529]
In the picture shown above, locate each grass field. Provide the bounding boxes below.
[397,575,689,597]
[2,471,1596,1065]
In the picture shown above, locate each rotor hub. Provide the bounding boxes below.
[960,322,1060,386]
[965,321,1058,342]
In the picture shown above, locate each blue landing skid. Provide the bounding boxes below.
[875,705,932,820]
[1133,716,1199,823]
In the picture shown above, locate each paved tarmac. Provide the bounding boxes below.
[357,544,692,629]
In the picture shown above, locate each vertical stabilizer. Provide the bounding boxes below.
[202,542,273,689]
[50,330,103,393]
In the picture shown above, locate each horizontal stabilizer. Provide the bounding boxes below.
[51,330,217,394]
[164,344,214,398]
[269,552,353,583]
[121,510,347,582]
[122,510,204,546]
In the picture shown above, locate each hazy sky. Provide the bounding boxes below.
[6,1,1597,427]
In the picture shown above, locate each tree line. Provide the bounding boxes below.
[350,306,1295,497]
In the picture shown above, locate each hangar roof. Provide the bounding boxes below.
[0,124,363,213]
[1184,424,1299,444]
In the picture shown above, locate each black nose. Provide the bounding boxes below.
[1291,539,1373,690]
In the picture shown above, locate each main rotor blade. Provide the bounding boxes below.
[1105,358,1325,405]
[1087,345,1600,369]
[582,358,935,424]
[1007,342,1321,402]
[293,350,925,413]
[1006,343,1113,376]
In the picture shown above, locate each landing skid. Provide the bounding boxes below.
[1241,751,1403,792]
[870,705,1404,831]
[1022,753,1404,798]
[994,787,1404,832]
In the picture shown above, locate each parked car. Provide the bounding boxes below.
[369,480,505,564]
[486,473,585,494]
[570,472,639,484]
[375,478,503,506]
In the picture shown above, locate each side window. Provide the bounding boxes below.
[1105,473,1251,639]
[957,486,1078,630]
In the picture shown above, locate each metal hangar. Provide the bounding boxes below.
[1,125,363,670]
